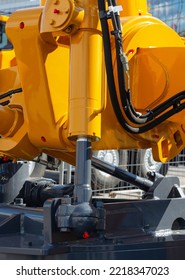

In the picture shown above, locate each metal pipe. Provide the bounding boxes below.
[73,137,92,203]
[92,155,153,192]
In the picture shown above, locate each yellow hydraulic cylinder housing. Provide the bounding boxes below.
[1,0,185,164]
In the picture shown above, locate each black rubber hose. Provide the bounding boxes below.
[110,0,149,124]
[0,88,22,100]
[111,0,185,125]
[98,0,141,133]
[115,38,149,124]
[98,0,185,134]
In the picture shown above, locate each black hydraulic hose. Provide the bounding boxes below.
[98,0,153,133]
[112,0,122,31]
[114,21,185,125]
[98,0,151,130]
[110,0,150,124]
[0,100,10,106]
[149,90,185,117]
[115,38,149,124]
[110,0,185,125]
[98,0,141,133]
[111,0,160,123]
[0,88,22,106]
[111,0,153,122]
[135,101,185,133]
[98,0,185,134]
[0,88,22,100]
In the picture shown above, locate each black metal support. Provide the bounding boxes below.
[1,196,185,259]
[92,155,153,192]
[43,198,63,244]
[56,137,105,235]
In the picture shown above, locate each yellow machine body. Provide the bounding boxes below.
[1,0,185,163]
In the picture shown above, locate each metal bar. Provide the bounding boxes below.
[92,156,153,192]
[73,137,92,203]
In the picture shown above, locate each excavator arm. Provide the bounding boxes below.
[1,0,185,163]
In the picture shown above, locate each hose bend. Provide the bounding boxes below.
[98,0,185,134]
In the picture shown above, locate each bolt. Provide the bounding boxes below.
[157,236,166,242]
[65,26,72,33]
[65,8,70,14]
[14,198,24,205]
[50,19,55,25]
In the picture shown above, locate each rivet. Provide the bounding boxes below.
[50,19,55,25]
[65,8,69,14]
